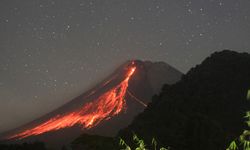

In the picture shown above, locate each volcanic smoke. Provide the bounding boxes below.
[7,64,137,140]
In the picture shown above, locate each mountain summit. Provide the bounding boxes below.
[0,60,182,149]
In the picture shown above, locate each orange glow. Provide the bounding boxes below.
[7,65,136,140]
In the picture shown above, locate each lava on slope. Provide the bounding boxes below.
[7,64,136,140]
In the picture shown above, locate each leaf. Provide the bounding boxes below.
[119,138,125,146]
[243,141,250,150]
[125,146,131,150]
[247,89,250,100]
[246,120,250,127]
[227,140,238,150]
[160,147,169,150]
[152,138,157,150]
[119,138,132,150]
[133,134,139,142]
[152,138,157,145]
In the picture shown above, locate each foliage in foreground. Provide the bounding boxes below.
[226,90,250,150]
[119,134,169,150]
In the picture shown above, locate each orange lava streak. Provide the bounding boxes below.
[8,66,136,140]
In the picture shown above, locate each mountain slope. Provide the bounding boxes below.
[117,50,250,150]
[0,60,182,149]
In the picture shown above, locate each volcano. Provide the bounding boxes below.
[0,60,182,149]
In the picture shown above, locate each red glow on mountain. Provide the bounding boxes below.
[7,65,136,140]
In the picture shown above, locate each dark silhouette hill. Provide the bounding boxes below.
[0,141,47,150]
[117,50,250,150]
[0,60,182,150]
[71,50,250,150]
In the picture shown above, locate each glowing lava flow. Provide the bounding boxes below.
[7,66,136,140]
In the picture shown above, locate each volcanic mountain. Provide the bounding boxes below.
[0,60,182,149]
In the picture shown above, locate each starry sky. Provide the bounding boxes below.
[0,0,250,133]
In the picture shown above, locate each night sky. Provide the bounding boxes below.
[0,0,250,132]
